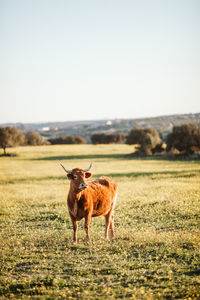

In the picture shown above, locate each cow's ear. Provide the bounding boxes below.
[67,173,73,180]
[85,172,92,179]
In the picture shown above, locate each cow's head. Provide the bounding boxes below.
[60,163,92,191]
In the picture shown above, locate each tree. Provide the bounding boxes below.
[166,124,200,154]
[126,127,162,155]
[25,131,46,146]
[0,126,25,155]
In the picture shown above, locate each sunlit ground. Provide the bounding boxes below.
[0,145,200,299]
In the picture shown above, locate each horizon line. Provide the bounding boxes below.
[1,111,200,126]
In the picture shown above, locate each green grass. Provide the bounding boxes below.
[0,145,200,299]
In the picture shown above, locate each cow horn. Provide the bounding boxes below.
[60,163,72,173]
[83,162,93,172]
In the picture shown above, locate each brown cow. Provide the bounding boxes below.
[60,163,117,243]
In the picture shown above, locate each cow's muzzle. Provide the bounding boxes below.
[79,183,88,190]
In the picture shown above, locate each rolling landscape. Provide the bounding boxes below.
[2,113,200,142]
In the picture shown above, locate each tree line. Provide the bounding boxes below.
[0,123,200,157]
[0,127,48,155]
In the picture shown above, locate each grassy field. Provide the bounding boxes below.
[0,145,200,299]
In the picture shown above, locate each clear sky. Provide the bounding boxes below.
[0,0,200,124]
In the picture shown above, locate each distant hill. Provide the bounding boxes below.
[1,113,200,143]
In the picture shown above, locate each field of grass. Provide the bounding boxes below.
[0,144,200,299]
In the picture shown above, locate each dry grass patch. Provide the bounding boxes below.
[0,145,200,299]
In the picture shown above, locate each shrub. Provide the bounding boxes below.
[166,124,200,154]
[25,132,47,146]
[91,133,125,144]
[126,127,162,155]
[49,136,86,145]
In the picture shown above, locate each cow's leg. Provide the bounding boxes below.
[69,213,78,243]
[84,213,92,241]
[109,214,114,239]
[108,191,117,239]
[105,209,113,239]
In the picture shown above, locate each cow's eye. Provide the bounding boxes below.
[73,175,78,180]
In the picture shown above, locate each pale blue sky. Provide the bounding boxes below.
[0,0,200,123]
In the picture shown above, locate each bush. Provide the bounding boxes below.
[0,126,25,155]
[91,133,125,144]
[166,124,200,154]
[126,127,162,155]
[49,136,86,145]
[25,132,47,146]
